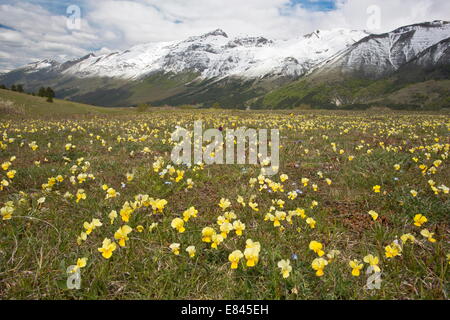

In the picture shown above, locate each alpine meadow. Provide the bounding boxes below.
[0,0,449,302]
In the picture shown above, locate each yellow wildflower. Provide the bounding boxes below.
[98,238,117,259]
[228,250,243,269]
[201,227,216,243]
[71,257,87,273]
[186,245,196,258]
[277,259,292,278]
[169,243,180,255]
[363,254,381,273]
[114,225,132,247]
[413,214,427,227]
[171,217,186,233]
[211,233,224,249]
[108,210,118,224]
[368,210,379,221]
[400,233,415,244]
[309,241,325,257]
[306,217,316,229]
[219,198,231,210]
[385,242,402,258]
[312,258,328,277]
[233,220,245,236]
[420,229,436,243]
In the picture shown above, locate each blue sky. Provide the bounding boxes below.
[20,0,339,15]
[18,0,79,15]
[0,0,448,72]
[290,0,337,11]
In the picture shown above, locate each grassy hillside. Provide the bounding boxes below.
[258,76,450,110]
[0,89,128,117]
[259,58,450,110]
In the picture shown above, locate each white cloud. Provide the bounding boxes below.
[0,0,448,72]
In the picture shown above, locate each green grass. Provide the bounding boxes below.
[0,108,448,299]
[0,89,129,117]
[260,76,450,110]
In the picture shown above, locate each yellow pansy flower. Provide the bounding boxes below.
[219,198,231,211]
[76,189,86,203]
[232,220,245,236]
[170,243,181,255]
[182,206,198,222]
[400,233,415,244]
[211,233,224,249]
[349,259,364,276]
[228,250,243,269]
[71,257,88,273]
[1,202,14,220]
[105,187,118,199]
[108,210,118,224]
[277,259,292,278]
[220,222,233,238]
[309,241,325,257]
[363,254,381,272]
[306,217,316,229]
[413,214,427,227]
[126,172,134,182]
[201,227,216,243]
[6,170,16,179]
[385,243,402,258]
[114,225,132,247]
[244,246,260,267]
[249,200,259,211]
[237,195,246,207]
[312,258,328,277]
[171,218,185,233]
[98,238,117,259]
[1,161,11,171]
[301,178,309,186]
[420,229,436,243]
[186,245,196,258]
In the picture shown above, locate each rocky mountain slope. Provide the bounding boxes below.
[259,21,450,109]
[0,21,449,109]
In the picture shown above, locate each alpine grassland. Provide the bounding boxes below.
[0,90,449,299]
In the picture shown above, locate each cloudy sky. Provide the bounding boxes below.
[0,0,448,72]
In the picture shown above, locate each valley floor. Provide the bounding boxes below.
[0,107,449,299]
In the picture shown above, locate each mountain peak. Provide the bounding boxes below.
[203,28,228,38]
[25,59,59,70]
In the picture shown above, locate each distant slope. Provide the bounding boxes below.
[258,68,450,110]
[258,28,450,110]
[309,21,450,80]
[0,89,127,116]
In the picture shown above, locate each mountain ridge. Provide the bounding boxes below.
[0,20,449,109]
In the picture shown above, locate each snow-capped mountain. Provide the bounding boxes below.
[312,20,450,79]
[21,59,59,73]
[405,37,450,68]
[18,28,369,81]
[1,21,449,109]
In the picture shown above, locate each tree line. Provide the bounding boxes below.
[0,84,55,102]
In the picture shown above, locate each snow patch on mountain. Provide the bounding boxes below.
[317,20,450,78]
[407,37,450,67]
[57,28,368,80]
[9,21,449,82]
[22,59,60,73]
